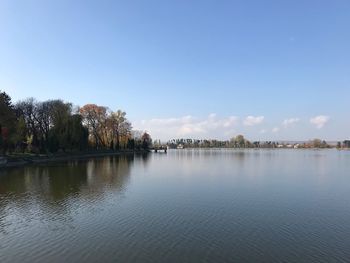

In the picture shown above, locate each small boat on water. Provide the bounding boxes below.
[177,144,184,149]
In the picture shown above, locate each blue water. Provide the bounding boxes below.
[1,149,350,262]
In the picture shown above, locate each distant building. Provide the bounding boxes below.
[177,144,184,149]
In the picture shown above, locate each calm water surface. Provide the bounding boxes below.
[1,149,350,263]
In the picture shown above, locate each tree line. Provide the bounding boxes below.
[166,135,335,149]
[0,90,152,154]
[167,135,268,148]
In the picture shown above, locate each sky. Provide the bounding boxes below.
[0,0,349,141]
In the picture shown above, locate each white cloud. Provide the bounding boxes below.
[134,114,333,140]
[282,118,300,128]
[243,116,264,126]
[272,127,280,133]
[310,115,330,129]
[134,114,240,140]
[208,113,216,119]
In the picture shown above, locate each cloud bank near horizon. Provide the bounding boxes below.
[133,114,331,141]
[134,114,239,140]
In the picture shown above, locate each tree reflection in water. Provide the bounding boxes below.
[0,153,150,218]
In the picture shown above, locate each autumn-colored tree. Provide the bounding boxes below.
[79,105,132,150]
[79,104,108,148]
[311,139,329,148]
[312,139,322,148]
[229,135,246,148]
[107,110,132,149]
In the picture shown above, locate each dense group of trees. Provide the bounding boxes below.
[167,135,256,149]
[167,135,261,148]
[79,105,132,150]
[0,90,152,154]
[15,98,89,153]
[167,135,335,149]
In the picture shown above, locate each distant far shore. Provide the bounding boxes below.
[0,150,149,169]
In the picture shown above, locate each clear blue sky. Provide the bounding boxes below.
[1,0,349,140]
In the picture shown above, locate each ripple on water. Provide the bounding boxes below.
[1,151,350,263]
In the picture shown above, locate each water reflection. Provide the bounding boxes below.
[1,150,350,263]
[0,155,144,199]
[0,154,150,226]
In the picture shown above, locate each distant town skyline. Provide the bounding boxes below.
[1,0,349,140]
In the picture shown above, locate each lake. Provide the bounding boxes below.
[1,149,350,262]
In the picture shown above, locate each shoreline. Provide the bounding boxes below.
[0,150,150,169]
[1,148,348,169]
